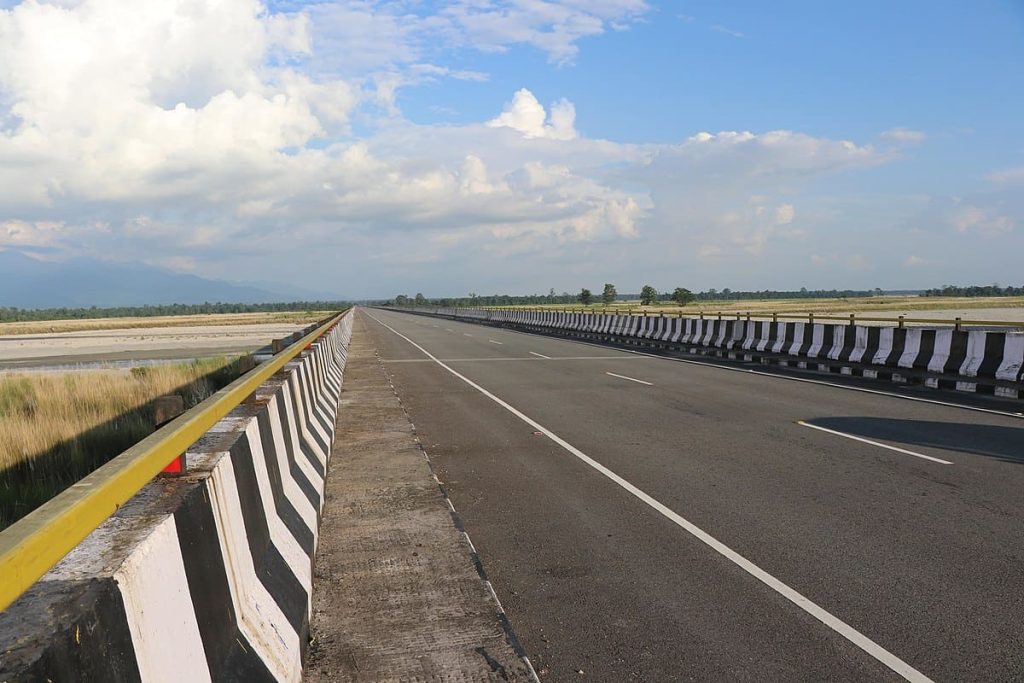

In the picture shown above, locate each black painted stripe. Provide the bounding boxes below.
[912,330,936,370]
[839,324,858,361]
[274,392,321,511]
[20,581,143,683]
[796,324,815,357]
[977,333,1007,378]
[286,373,327,477]
[862,327,881,364]
[255,410,315,555]
[944,331,969,374]
[175,483,277,682]
[228,435,309,636]
[882,328,907,367]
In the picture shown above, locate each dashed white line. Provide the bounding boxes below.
[605,371,653,386]
[445,328,454,332]
[463,333,473,337]
[530,351,551,359]
[488,339,503,345]
[797,421,953,465]
[365,310,935,683]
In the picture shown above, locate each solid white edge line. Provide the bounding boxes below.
[605,371,653,386]
[364,310,935,683]
[797,421,953,465]
[488,339,503,345]
[530,351,551,359]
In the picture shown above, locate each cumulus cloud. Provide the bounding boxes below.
[486,88,577,140]
[0,0,933,295]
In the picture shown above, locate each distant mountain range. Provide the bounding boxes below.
[0,250,337,308]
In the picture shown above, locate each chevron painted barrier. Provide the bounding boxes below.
[398,308,1024,398]
[0,312,353,682]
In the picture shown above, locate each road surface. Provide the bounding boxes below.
[358,308,1024,682]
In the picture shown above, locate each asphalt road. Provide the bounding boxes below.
[358,308,1024,682]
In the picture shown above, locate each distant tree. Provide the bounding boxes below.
[672,287,695,306]
[578,288,593,306]
[602,283,617,305]
[414,292,426,306]
[639,285,658,306]
[548,288,556,302]
[395,294,410,306]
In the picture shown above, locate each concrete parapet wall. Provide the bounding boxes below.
[397,307,1023,396]
[0,313,353,682]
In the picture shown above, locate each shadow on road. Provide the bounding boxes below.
[806,416,1024,465]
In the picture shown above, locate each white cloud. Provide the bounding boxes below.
[880,128,926,144]
[952,205,1014,235]
[903,254,925,267]
[774,203,795,225]
[711,25,744,38]
[486,88,577,140]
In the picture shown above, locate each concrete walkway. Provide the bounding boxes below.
[305,313,537,682]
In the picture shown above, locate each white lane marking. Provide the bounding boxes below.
[530,351,551,359]
[445,328,454,332]
[464,333,474,337]
[380,356,642,363]
[480,324,1023,421]
[797,421,953,465]
[365,311,935,683]
[605,371,653,386]
[488,339,503,345]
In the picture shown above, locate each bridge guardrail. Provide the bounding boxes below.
[471,307,1023,331]
[0,309,350,613]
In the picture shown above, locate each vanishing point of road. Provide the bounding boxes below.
[358,308,1024,682]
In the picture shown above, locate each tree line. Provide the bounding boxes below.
[0,300,352,323]
[922,284,1023,297]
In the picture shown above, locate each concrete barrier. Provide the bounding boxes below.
[393,307,1023,398]
[0,312,353,682]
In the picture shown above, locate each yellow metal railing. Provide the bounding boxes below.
[0,309,350,613]
[471,307,1022,330]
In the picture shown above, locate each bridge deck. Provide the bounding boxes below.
[305,314,535,682]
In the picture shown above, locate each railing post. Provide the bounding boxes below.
[772,312,778,324]
[898,315,905,329]
[849,313,855,326]
[955,317,962,332]
[809,313,814,325]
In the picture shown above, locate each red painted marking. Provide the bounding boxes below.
[162,454,184,474]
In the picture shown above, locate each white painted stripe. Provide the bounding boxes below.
[208,459,302,682]
[464,333,473,337]
[530,351,552,359]
[797,421,953,465]
[265,396,320,532]
[605,371,653,386]
[116,517,212,683]
[366,311,935,683]
[445,328,454,332]
[488,339,503,345]
[244,421,314,593]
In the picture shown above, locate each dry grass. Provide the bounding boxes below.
[0,357,248,529]
[508,296,1024,319]
[0,310,334,336]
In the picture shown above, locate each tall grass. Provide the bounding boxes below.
[0,356,249,530]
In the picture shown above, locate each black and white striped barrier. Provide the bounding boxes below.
[0,313,353,682]
[399,308,1023,398]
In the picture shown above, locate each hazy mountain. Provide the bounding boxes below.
[0,251,324,308]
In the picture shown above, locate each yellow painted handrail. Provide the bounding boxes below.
[0,309,350,613]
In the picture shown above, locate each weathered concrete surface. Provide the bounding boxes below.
[305,313,536,682]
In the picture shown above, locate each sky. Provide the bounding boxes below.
[0,0,1022,299]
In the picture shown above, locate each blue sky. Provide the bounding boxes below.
[0,0,1022,298]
